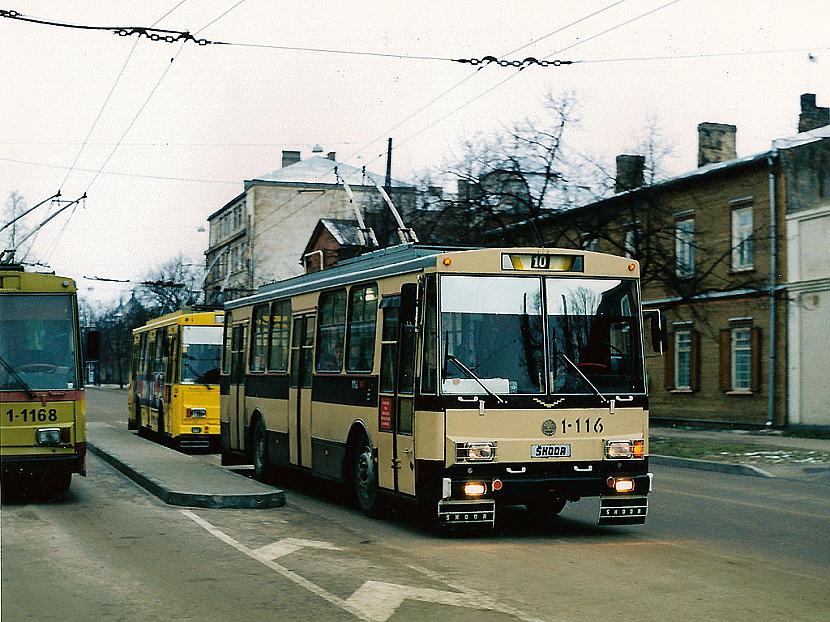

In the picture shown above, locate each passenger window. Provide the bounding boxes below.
[316,290,346,372]
[249,304,269,372]
[268,300,291,372]
[346,284,378,373]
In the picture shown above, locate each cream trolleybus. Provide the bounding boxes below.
[220,245,663,527]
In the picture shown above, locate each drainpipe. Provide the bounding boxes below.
[766,152,778,427]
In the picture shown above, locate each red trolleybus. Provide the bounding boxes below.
[220,245,664,527]
[0,265,90,491]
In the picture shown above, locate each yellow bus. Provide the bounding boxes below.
[1,265,91,491]
[128,308,224,450]
[220,245,664,527]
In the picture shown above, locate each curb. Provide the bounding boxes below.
[651,454,774,478]
[88,442,286,509]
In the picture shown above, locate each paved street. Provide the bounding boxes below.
[2,387,828,621]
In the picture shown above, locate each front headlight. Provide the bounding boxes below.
[36,428,62,446]
[456,441,497,462]
[605,439,645,459]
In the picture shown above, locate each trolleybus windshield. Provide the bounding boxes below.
[181,325,222,385]
[0,294,79,391]
[438,275,645,397]
[546,277,645,395]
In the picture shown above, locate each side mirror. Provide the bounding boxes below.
[400,282,418,327]
[643,309,668,355]
[85,330,101,362]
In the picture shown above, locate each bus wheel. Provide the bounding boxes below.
[525,497,567,517]
[354,437,382,517]
[252,418,269,481]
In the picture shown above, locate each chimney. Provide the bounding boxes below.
[798,93,830,133]
[281,150,301,168]
[327,151,337,161]
[614,154,645,193]
[697,122,737,167]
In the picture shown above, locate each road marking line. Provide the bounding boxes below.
[180,510,371,621]
[253,538,343,560]
[405,564,547,622]
[345,580,546,622]
[181,510,543,621]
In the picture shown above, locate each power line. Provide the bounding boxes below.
[0,155,240,185]
[363,0,686,168]
[578,46,830,64]
[333,1,633,179]
[0,8,577,68]
[39,1,247,263]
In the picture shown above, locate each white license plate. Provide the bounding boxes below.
[531,444,571,458]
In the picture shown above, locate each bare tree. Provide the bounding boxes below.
[412,92,580,246]
[135,254,205,315]
[2,191,30,257]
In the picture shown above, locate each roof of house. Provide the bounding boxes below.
[300,218,366,258]
[248,156,414,189]
[502,124,830,233]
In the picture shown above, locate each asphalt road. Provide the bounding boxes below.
[2,387,828,621]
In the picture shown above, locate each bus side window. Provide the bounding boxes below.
[222,311,233,375]
[421,275,437,394]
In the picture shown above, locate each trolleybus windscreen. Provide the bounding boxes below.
[437,275,645,397]
[181,325,222,384]
[440,275,545,395]
[546,278,645,395]
[0,294,79,391]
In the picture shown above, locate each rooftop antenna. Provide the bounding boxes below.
[334,166,378,248]
[363,166,419,244]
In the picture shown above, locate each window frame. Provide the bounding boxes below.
[731,205,754,271]
[675,217,695,278]
[674,329,692,390]
[731,327,752,391]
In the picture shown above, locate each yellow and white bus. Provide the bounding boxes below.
[220,245,663,527]
[1,265,91,491]
[128,308,224,450]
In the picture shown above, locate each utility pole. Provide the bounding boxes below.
[384,137,393,192]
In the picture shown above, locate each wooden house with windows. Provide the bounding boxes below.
[499,94,830,428]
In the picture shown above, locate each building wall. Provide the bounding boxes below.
[786,204,830,426]
[647,295,787,426]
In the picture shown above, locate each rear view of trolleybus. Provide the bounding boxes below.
[0,265,89,491]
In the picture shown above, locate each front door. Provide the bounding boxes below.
[378,298,416,496]
[229,324,247,452]
[288,314,315,467]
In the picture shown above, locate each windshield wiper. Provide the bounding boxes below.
[0,353,37,397]
[444,352,505,404]
[556,351,608,404]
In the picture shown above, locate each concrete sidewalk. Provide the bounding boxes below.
[87,422,285,509]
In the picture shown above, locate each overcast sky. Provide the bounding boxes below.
[1,0,828,304]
